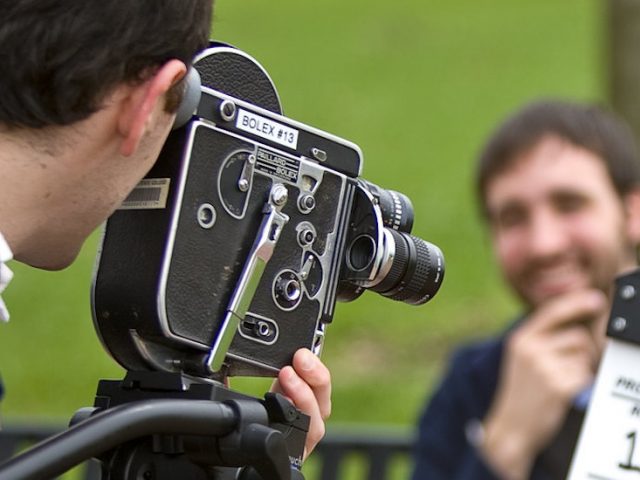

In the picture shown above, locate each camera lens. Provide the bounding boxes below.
[379,190,414,232]
[365,182,414,233]
[371,229,444,305]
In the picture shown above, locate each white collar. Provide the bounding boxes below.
[0,232,14,322]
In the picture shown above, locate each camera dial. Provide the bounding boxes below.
[273,270,304,310]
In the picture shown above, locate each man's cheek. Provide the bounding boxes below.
[495,239,525,277]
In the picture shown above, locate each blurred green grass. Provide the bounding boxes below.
[0,0,602,460]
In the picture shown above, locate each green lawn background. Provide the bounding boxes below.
[0,0,602,451]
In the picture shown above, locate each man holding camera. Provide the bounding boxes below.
[412,100,640,479]
[0,0,330,462]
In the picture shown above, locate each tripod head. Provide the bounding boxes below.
[88,371,308,480]
[0,371,308,480]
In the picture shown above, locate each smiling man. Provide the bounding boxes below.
[412,100,640,480]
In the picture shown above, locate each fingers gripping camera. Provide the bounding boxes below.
[91,45,445,379]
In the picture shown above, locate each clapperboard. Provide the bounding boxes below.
[568,268,640,480]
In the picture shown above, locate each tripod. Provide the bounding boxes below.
[0,371,308,480]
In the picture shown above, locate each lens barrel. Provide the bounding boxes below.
[365,182,414,233]
[371,229,445,305]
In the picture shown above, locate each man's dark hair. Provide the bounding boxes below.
[0,0,213,128]
[476,100,640,216]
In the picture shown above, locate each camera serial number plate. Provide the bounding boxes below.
[236,108,299,149]
[569,339,640,479]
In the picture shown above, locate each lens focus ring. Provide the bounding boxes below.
[374,231,445,305]
[398,236,444,304]
[371,229,407,294]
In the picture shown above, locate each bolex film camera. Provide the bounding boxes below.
[0,43,444,480]
[92,43,445,379]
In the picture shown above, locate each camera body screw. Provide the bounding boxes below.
[612,316,628,332]
[621,284,637,300]
[219,100,237,122]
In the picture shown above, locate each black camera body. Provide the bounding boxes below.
[92,44,444,379]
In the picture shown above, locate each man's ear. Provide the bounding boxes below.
[118,59,187,157]
[624,187,640,244]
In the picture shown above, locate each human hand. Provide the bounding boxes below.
[270,348,332,460]
[480,289,608,479]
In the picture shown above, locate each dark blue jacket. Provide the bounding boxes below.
[411,331,583,480]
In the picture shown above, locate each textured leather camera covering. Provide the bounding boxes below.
[196,45,282,115]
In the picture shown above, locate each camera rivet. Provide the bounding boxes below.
[220,100,236,122]
[612,316,628,332]
[299,229,315,246]
[280,278,301,302]
[297,194,316,214]
[271,184,288,206]
[621,285,636,300]
[256,321,271,338]
[197,203,216,229]
[302,195,315,209]
[238,179,249,192]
